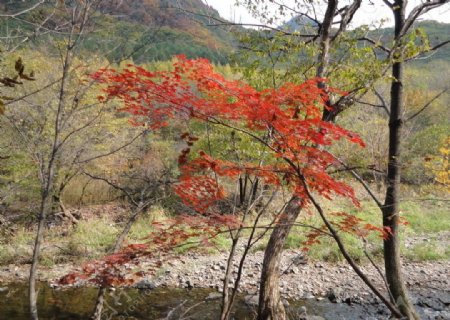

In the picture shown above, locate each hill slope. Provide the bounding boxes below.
[0,0,237,64]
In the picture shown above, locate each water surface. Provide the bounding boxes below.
[0,282,388,319]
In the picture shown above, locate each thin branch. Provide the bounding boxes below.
[403,0,449,37]
[76,131,145,164]
[358,37,391,54]
[298,173,402,318]
[335,158,384,210]
[374,88,390,116]
[405,39,450,62]
[356,99,390,115]
[0,1,45,17]
[362,238,396,303]
[207,22,315,38]
[5,78,62,106]
[177,5,317,38]
[406,88,447,122]
[82,171,138,207]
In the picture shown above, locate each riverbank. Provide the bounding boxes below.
[1,249,449,319]
[1,201,449,319]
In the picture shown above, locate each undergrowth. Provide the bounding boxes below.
[0,189,448,267]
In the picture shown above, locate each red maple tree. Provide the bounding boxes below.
[61,56,387,286]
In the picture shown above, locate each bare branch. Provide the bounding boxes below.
[177,4,317,39]
[362,238,395,303]
[356,99,390,115]
[335,158,384,210]
[0,1,45,17]
[374,88,390,116]
[76,131,146,164]
[269,0,321,27]
[429,39,450,51]
[406,88,448,122]
[333,0,362,40]
[358,37,391,54]
[298,174,402,318]
[5,78,62,106]
[83,172,138,207]
[403,0,450,37]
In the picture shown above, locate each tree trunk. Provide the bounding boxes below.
[257,0,408,317]
[29,190,53,320]
[257,3,337,318]
[319,0,338,122]
[383,2,419,318]
[257,196,302,320]
[91,202,145,320]
[220,237,239,320]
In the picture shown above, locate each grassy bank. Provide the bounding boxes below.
[0,193,449,268]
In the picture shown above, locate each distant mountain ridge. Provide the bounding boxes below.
[282,15,319,32]
[1,1,448,64]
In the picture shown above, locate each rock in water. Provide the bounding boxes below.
[244,294,259,307]
[205,292,222,301]
[134,279,156,290]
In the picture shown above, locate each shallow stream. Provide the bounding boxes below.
[0,282,406,319]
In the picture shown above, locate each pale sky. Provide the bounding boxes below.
[204,0,450,28]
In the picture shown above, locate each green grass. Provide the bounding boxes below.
[69,218,119,254]
[279,195,450,263]
[0,189,447,267]
[400,201,450,234]
[128,206,168,241]
[0,227,34,265]
[404,241,450,261]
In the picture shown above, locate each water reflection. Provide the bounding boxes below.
[0,282,381,319]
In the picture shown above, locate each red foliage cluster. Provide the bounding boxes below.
[173,175,225,212]
[59,213,241,286]
[93,56,364,207]
[61,56,391,286]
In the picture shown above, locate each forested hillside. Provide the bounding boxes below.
[0,1,449,320]
[1,0,448,64]
[0,0,236,63]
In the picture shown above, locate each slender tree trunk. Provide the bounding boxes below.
[220,189,277,320]
[29,15,72,316]
[257,196,301,320]
[319,0,338,122]
[91,201,145,320]
[383,2,419,318]
[29,183,54,320]
[220,237,239,320]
